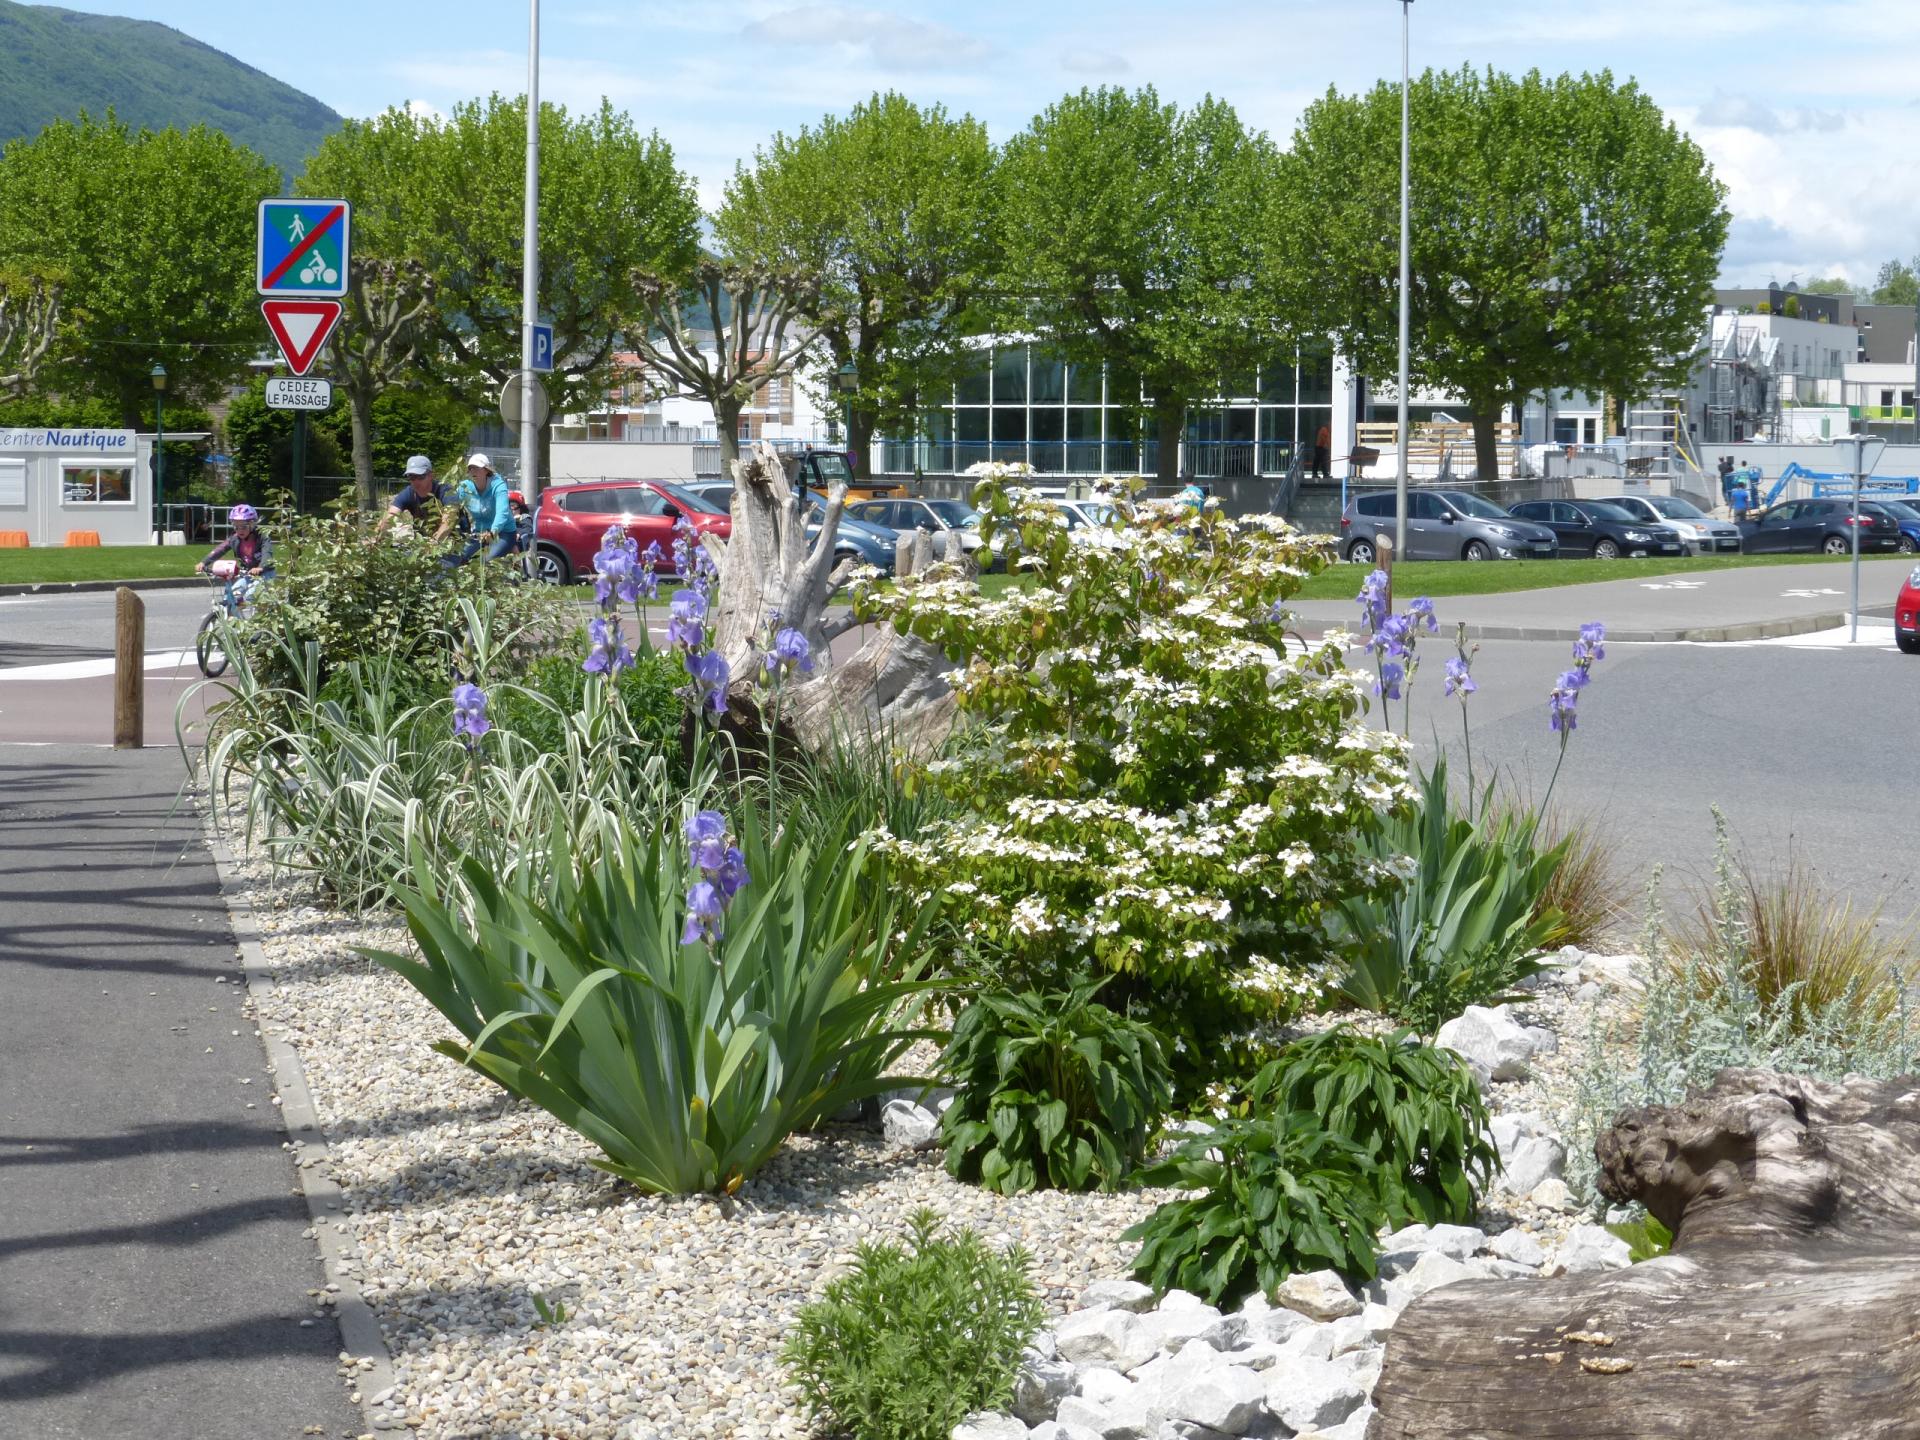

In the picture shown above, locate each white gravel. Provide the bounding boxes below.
[218,847,1171,1439]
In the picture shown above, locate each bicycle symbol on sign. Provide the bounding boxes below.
[290,215,339,287]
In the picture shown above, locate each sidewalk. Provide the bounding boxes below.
[0,744,363,1438]
[1286,556,1905,641]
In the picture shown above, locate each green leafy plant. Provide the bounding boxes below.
[1532,807,1623,949]
[1334,760,1567,1035]
[1126,1108,1389,1306]
[782,1208,1046,1440]
[362,807,942,1195]
[529,1292,570,1329]
[1604,1211,1672,1263]
[1255,1026,1498,1227]
[938,979,1173,1194]
[489,646,685,758]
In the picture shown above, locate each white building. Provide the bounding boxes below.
[0,427,160,547]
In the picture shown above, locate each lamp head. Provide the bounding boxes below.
[150,363,168,392]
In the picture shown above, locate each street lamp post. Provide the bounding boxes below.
[835,360,858,468]
[150,362,168,544]
[1393,0,1414,560]
[520,0,542,511]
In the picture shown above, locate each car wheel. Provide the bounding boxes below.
[1593,538,1620,560]
[1463,539,1493,561]
[1900,535,1918,554]
[1346,538,1377,565]
[1821,534,1850,556]
[1900,633,1920,655]
[531,545,571,585]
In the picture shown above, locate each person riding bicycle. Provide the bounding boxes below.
[373,454,453,538]
[195,504,273,615]
[440,453,517,567]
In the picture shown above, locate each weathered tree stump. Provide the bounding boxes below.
[1370,1068,1920,1439]
[703,442,956,757]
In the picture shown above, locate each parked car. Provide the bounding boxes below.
[681,479,736,512]
[1868,497,1920,554]
[1896,566,1920,654]
[1338,490,1557,563]
[1507,499,1686,558]
[846,496,989,566]
[1738,498,1905,556]
[530,479,731,584]
[1055,499,1120,534]
[1598,494,1743,554]
[804,491,898,573]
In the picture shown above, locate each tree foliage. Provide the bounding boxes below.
[995,87,1284,483]
[715,92,996,476]
[1872,258,1919,308]
[1274,68,1728,479]
[0,272,60,397]
[0,112,278,423]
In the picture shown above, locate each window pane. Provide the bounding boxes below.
[955,407,989,470]
[955,353,991,405]
[1297,351,1334,405]
[1066,362,1103,404]
[1259,358,1297,403]
[1029,407,1063,473]
[993,346,1028,404]
[992,407,1026,463]
[1066,407,1102,473]
[1030,349,1065,404]
[919,409,954,473]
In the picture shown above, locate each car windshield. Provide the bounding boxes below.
[1079,503,1117,526]
[1646,496,1708,520]
[1582,501,1636,522]
[808,452,854,485]
[1878,499,1920,523]
[657,481,726,516]
[924,499,976,526]
[1441,492,1512,520]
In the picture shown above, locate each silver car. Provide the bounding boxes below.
[1598,493,1743,555]
[846,496,990,567]
[1338,490,1558,563]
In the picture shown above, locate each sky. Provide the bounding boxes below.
[50,0,1920,290]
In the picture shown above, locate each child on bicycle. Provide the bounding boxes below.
[195,503,274,614]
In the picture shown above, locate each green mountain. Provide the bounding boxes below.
[0,1,341,183]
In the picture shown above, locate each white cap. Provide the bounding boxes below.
[404,454,433,476]
[466,453,492,472]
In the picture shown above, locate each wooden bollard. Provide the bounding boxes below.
[1375,533,1395,613]
[114,586,144,749]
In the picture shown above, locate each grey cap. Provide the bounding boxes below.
[404,455,433,476]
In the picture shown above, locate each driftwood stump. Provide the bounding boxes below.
[704,442,956,757]
[1370,1068,1920,1439]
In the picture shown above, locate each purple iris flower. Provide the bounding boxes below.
[1549,684,1579,733]
[1443,654,1476,697]
[1369,613,1414,659]
[667,589,708,650]
[583,615,633,677]
[680,811,748,945]
[592,526,642,607]
[1557,666,1589,692]
[1377,660,1405,701]
[452,682,490,743]
[1573,621,1606,665]
[761,626,814,682]
[714,846,749,900]
[1356,569,1390,635]
[680,880,725,946]
[1407,597,1438,633]
[686,649,731,713]
[685,810,727,846]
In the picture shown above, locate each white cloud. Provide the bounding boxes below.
[741,6,995,71]
[1059,48,1129,77]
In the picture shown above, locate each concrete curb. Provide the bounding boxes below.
[204,832,400,1437]
[1455,605,1895,644]
[0,575,202,597]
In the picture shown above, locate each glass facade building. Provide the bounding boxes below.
[876,344,1334,479]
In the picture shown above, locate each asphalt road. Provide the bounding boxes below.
[0,744,362,1438]
[0,589,209,669]
[1394,629,1920,932]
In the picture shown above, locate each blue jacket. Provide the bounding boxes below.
[456,474,513,536]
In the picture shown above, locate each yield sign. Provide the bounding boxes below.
[261,299,343,376]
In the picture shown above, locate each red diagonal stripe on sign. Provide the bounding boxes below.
[262,205,344,290]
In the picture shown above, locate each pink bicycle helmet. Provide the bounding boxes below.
[229,503,258,523]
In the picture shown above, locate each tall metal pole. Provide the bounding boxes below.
[520,0,541,510]
[1394,0,1413,558]
[1850,433,1862,644]
[1911,294,1918,447]
[154,389,165,544]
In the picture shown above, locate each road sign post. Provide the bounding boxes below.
[292,412,307,513]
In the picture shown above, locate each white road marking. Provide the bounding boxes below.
[1639,579,1708,590]
[1781,587,1844,598]
[0,650,198,682]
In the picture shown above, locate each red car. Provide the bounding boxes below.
[530,480,730,585]
[1897,567,1920,654]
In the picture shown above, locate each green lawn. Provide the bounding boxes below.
[0,545,202,584]
[968,550,1914,602]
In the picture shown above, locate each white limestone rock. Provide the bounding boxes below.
[880,1098,941,1150]
[1241,1304,1312,1346]
[1261,1355,1368,1433]
[1274,1269,1361,1321]
[1529,1177,1578,1212]
[1397,1250,1481,1301]
[1435,1004,1548,1081]
[1546,1224,1633,1277]
[1488,1228,1548,1267]
[953,1414,1031,1440]
[1056,1309,1140,1368]
[1013,1359,1077,1426]
[1080,1278,1157,1314]
[1151,1365,1269,1436]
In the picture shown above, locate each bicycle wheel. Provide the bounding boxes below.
[196,610,229,678]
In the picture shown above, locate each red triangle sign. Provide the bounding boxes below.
[261,298,343,376]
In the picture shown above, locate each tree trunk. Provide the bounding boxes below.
[1154,396,1184,487]
[703,441,955,758]
[849,404,875,479]
[714,398,744,483]
[1370,1067,1920,1440]
[1470,400,1501,482]
[349,386,377,512]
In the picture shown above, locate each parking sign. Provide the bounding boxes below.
[257,199,351,298]
[531,323,553,373]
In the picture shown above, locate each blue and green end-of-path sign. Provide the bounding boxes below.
[257,199,351,298]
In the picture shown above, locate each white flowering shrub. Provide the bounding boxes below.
[860,478,1413,1077]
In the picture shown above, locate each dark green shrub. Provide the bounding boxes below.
[782,1208,1045,1440]
[1334,760,1566,1035]
[1257,1027,1497,1227]
[1126,1108,1389,1305]
[491,647,684,754]
[938,979,1172,1194]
